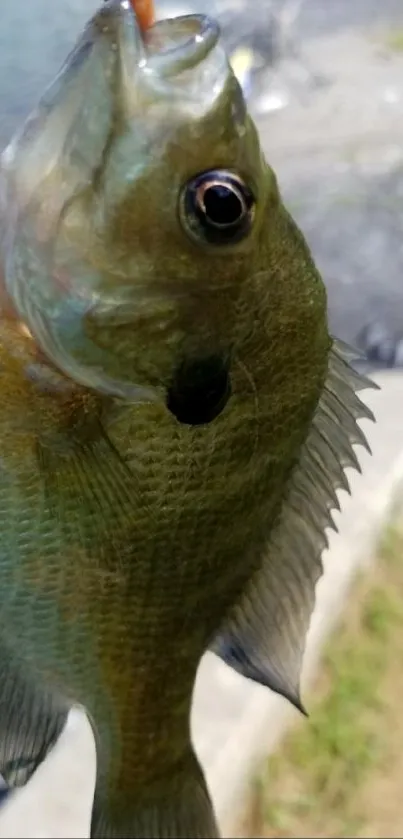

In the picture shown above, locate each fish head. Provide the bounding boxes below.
[1,0,328,424]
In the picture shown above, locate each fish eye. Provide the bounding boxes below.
[180,170,255,245]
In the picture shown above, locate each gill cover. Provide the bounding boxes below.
[0,2,230,401]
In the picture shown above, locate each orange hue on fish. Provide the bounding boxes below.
[130,0,155,31]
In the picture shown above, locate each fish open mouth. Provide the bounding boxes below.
[144,14,220,77]
[166,355,231,425]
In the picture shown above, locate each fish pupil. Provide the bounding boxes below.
[166,355,231,426]
[201,184,244,228]
[180,169,255,245]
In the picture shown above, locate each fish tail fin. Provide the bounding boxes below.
[91,748,220,838]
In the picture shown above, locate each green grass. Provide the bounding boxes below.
[240,521,403,838]
[385,28,403,53]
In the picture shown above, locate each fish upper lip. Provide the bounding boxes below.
[142,14,221,78]
[102,2,221,78]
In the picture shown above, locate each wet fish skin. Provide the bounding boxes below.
[0,1,376,836]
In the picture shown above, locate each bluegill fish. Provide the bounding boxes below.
[0,1,376,836]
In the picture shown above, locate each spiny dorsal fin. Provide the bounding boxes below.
[211,338,378,711]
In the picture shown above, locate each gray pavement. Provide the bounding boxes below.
[260,19,403,367]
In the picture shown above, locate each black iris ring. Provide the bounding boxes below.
[180,169,255,245]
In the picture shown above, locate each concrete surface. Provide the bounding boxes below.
[0,370,401,837]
